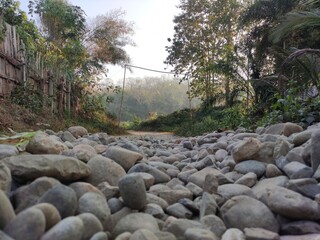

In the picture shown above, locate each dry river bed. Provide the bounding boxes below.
[0,122,320,240]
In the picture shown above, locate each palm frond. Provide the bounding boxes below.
[270,10,320,43]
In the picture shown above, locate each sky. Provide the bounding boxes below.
[19,0,180,82]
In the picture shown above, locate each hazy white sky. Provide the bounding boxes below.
[19,0,180,81]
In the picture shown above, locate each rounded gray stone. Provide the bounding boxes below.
[41,216,84,240]
[90,232,109,240]
[234,160,266,178]
[220,195,279,232]
[0,163,11,195]
[32,203,61,231]
[77,192,111,231]
[119,174,147,210]
[13,176,60,213]
[0,144,18,159]
[112,213,159,238]
[0,190,15,229]
[4,207,45,240]
[38,184,77,218]
[85,155,126,186]
[78,213,103,240]
[69,182,104,199]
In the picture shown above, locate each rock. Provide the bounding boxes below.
[112,213,159,238]
[179,198,199,214]
[232,138,261,163]
[26,132,68,154]
[4,207,45,240]
[215,149,228,162]
[108,197,124,214]
[12,176,60,213]
[244,227,280,240]
[252,176,288,199]
[41,216,84,240]
[281,220,320,235]
[78,213,104,240]
[0,190,15,229]
[234,160,266,178]
[292,130,313,146]
[186,182,203,197]
[2,154,91,182]
[0,231,14,240]
[287,178,320,199]
[153,189,193,205]
[218,184,255,200]
[68,126,88,138]
[183,141,193,150]
[38,184,77,218]
[0,144,18,160]
[77,192,111,231]
[69,182,104,199]
[32,203,61,230]
[154,231,177,240]
[85,155,126,186]
[60,131,76,142]
[185,228,218,240]
[97,182,119,200]
[178,169,198,183]
[166,203,193,219]
[144,203,166,219]
[265,122,303,137]
[311,130,320,172]
[201,215,226,238]
[259,186,319,220]
[220,195,279,232]
[130,229,158,240]
[235,172,257,187]
[282,161,313,179]
[90,232,109,240]
[146,193,169,209]
[119,174,147,210]
[0,163,11,195]
[280,234,320,240]
[188,167,220,188]
[203,172,219,194]
[128,163,171,184]
[104,146,143,171]
[114,232,132,239]
[163,218,204,239]
[221,228,245,240]
[273,139,291,159]
[265,164,283,178]
[254,142,276,164]
[199,192,218,218]
[128,172,155,189]
[71,144,97,162]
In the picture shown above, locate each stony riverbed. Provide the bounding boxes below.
[1,122,320,240]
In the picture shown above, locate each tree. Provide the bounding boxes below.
[165,0,242,108]
[84,9,135,67]
[238,0,300,107]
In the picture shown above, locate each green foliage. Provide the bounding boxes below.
[10,84,47,114]
[165,0,243,106]
[137,104,251,137]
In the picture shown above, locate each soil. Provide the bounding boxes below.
[0,99,64,134]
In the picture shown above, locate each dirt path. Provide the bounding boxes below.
[122,130,177,141]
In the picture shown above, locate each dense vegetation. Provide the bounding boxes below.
[138,0,320,136]
[0,0,134,133]
[1,0,320,136]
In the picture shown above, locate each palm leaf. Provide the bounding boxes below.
[270,10,320,43]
